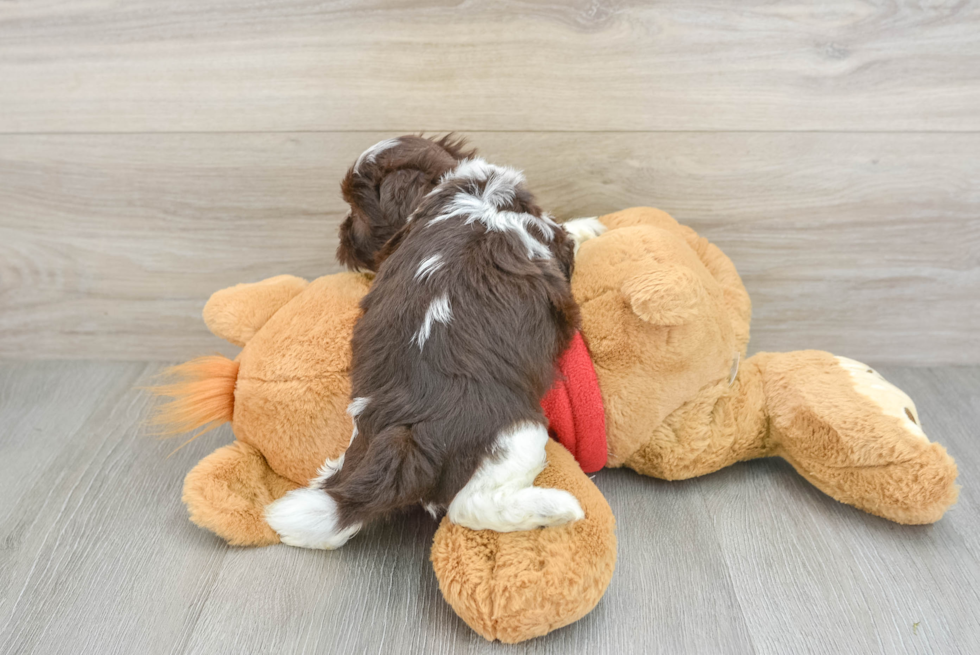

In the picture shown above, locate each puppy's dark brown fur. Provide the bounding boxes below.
[338,134,474,271]
[322,162,579,529]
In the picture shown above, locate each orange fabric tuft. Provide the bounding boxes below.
[149,356,239,437]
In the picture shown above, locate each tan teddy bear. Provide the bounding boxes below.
[154,207,958,643]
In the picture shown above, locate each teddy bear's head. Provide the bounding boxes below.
[571,208,752,465]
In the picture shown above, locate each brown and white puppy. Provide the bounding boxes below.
[267,157,598,549]
[337,134,474,272]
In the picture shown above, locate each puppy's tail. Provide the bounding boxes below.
[147,355,239,439]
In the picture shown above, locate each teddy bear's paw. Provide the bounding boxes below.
[836,356,929,443]
[562,217,608,255]
[265,486,361,550]
[431,440,616,643]
[448,486,585,532]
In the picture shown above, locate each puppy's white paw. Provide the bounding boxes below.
[265,487,360,550]
[562,217,607,255]
[448,486,585,532]
[519,487,586,528]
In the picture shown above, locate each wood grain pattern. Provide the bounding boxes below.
[2,361,978,654]
[1,1,979,133]
[1,132,977,363]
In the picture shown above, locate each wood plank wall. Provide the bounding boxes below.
[1,1,978,363]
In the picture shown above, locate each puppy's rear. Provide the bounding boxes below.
[267,159,585,549]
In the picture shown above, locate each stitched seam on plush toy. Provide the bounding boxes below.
[489,535,501,638]
[755,357,775,456]
[618,374,731,466]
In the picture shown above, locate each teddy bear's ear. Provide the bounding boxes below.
[622,263,707,326]
[203,275,309,347]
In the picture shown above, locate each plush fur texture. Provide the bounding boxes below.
[202,274,310,347]
[154,206,958,643]
[338,134,474,271]
[431,439,615,643]
[150,356,239,436]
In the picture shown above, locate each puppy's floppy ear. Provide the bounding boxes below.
[337,207,384,272]
[622,263,707,326]
[337,134,476,272]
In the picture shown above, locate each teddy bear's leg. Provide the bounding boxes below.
[430,440,617,643]
[182,440,301,546]
[619,361,771,480]
[760,351,959,524]
[203,274,309,347]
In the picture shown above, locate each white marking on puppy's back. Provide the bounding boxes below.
[431,158,555,259]
[346,396,370,445]
[354,137,401,173]
[413,294,452,349]
[480,166,523,207]
[447,422,585,532]
[347,396,370,418]
[482,211,552,259]
[442,157,516,184]
[415,254,444,280]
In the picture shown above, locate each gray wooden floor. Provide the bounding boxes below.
[0,361,977,655]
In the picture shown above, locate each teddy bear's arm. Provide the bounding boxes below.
[759,350,959,524]
[618,349,958,525]
[203,275,309,347]
[182,440,301,546]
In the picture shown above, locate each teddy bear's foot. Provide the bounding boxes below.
[182,440,301,546]
[431,440,616,643]
[761,351,959,524]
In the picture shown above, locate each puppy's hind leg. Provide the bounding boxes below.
[268,424,438,549]
[265,454,362,550]
[447,422,585,532]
